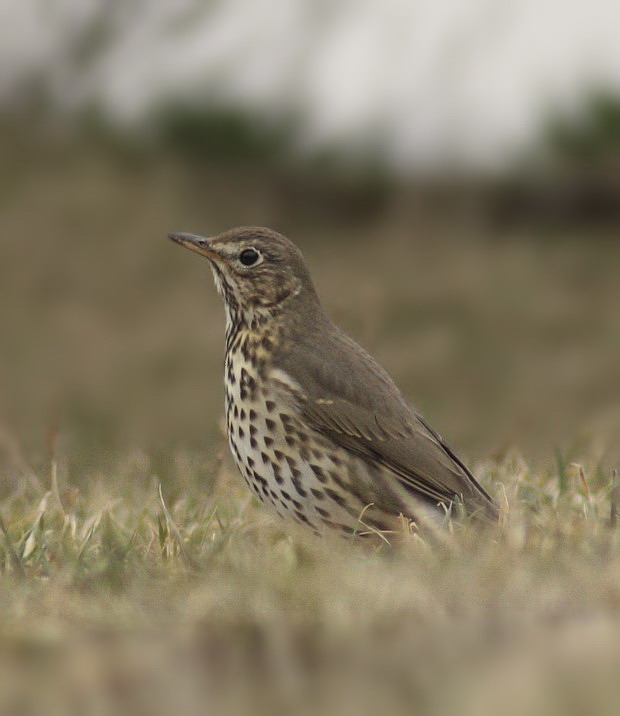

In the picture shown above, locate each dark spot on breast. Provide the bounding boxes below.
[325,488,346,506]
[285,436,296,448]
[294,511,312,526]
[247,457,254,468]
[249,424,257,436]
[237,426,245,439]
[260,452,269,464]
[279,413,292,424]
[292,476,308,498]
[310,465,327,483]
[265,400,276,412]
[328,470,344,486]
[321,519,354,535]
[316,507,331,518]
[250,437,258,449]
[292,499,302,510]
[249,409,257,421]
[310,488,325,500]
[330,455,342,467]
[272,463,284,485]
[252,472,268,487]
[273,450,285,462]
[280,490,291,501]
[233,405,239,419]
[265,418,276,432]
[240,368,257,394]
[239,408,246,421]
[264,436,274,447]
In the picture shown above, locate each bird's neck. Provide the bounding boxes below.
[223,282,325,359]
[224,302,285,358]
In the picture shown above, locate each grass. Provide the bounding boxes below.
[1,134,620,714]
[1,441,620,715]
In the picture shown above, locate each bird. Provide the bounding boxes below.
[168,227,498,537]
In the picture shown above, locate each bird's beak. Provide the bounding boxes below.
[168,232,223,262]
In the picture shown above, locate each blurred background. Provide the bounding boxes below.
[1,0,619,492]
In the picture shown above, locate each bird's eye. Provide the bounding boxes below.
[239,248,261,266]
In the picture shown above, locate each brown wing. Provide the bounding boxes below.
[275,323,498,520]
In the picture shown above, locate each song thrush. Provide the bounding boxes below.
[169,227,497,536]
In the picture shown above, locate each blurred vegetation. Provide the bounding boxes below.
[546,91,620,170]
[54,87,619,234]
[489,91,620,226]
[152,104,296,165]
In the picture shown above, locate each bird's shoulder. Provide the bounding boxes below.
[273,313,434,435]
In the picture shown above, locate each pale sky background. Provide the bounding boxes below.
[2,0,620,170]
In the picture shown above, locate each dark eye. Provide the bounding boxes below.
[239,248,260,266]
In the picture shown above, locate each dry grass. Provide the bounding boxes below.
[1,135,620,714]
[1,445,620,715]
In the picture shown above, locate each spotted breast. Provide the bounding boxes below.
[224,329,385,536]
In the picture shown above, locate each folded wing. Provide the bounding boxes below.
[275,324,498,521]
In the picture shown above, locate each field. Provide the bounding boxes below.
[1,135,620,714]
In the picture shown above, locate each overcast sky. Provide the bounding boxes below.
[3,0,620,170]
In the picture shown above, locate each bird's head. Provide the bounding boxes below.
[169,226,318,323]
